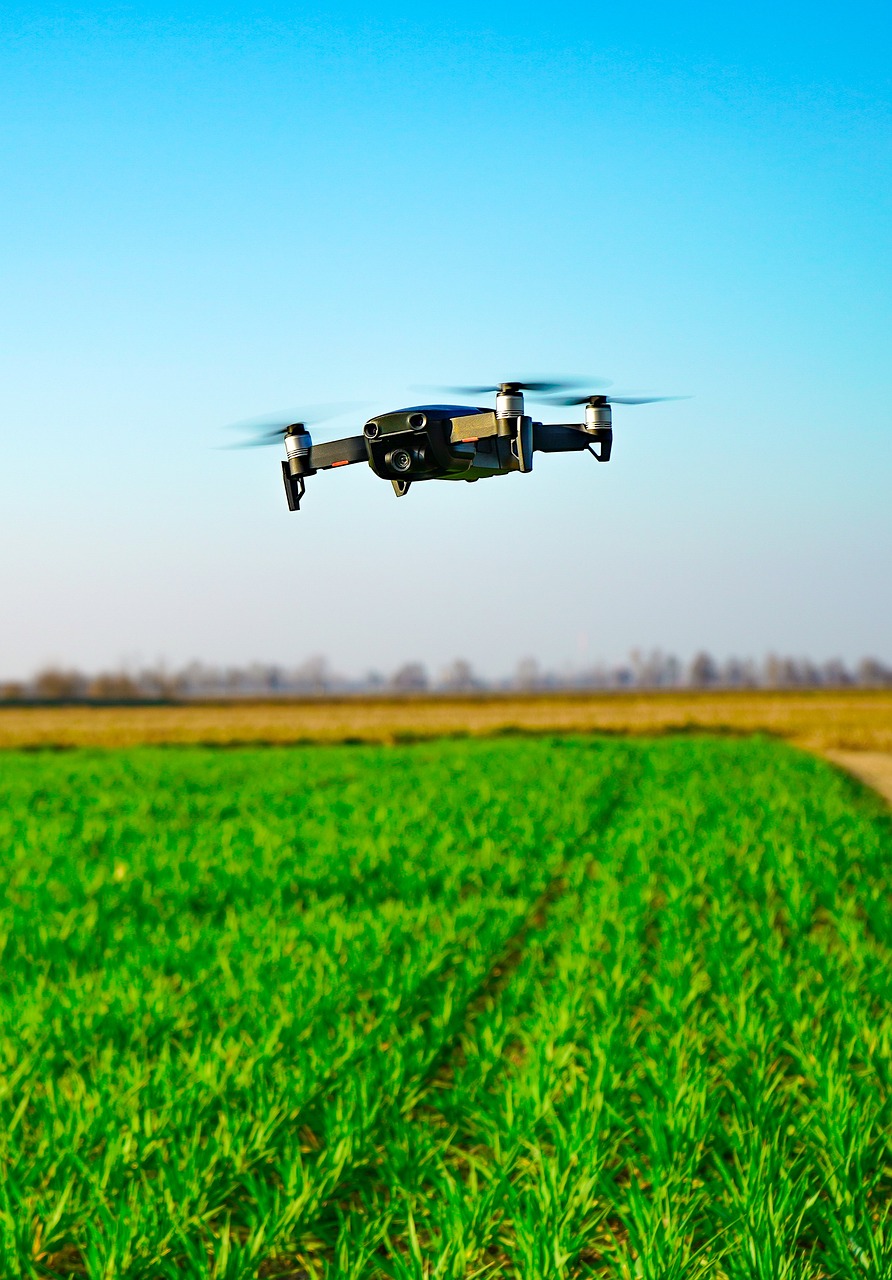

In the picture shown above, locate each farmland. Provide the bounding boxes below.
[1,688,891,753]
[0,735,891,1277]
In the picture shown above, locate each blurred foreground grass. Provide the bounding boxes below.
[1,688,891,752]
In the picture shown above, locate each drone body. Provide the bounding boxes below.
[279,383,623,511]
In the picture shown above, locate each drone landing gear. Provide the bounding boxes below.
[585,428,613,463]
[282,464,306,511]
[391,479,411,498]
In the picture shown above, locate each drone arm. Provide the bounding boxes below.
[307,435,369,470]
[533,422,612,463]
[282,434,369,512]
[532,423,588,452]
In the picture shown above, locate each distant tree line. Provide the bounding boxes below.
[2,650,891,703]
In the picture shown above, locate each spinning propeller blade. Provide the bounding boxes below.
[430,377,612,398]
[221,402,364,448]
[544,392,690,407]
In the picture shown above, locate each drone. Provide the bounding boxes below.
[233,379,685,511]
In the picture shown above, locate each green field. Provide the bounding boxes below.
[0,737,890,1278]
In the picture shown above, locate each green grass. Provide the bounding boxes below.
[0,736,890,1277]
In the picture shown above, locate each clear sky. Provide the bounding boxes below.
[1,0,889,679]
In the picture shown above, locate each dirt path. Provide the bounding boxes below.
[825,750,892,807]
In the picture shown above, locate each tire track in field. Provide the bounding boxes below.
[436,784,634,1050]
[299,759,642,1256]
[435,747,643,1054]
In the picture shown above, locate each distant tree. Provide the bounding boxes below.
[821,659,853,687]
[632,650,681,688]
[661,654,682,687]
[722,657,758,688]
[800,660,822,687]
[763,654,799,688]
[87,672,139,700]
[785,658,808,687]
[763,656,833,688]
[688,652,719,688]
[391,662,429,692]
[514,658,541,691]
[857,658,892,688]
[575,665,610,690]
[33,668,86,700]
[137,667,177,699]
[0,682,24,702]
[174,661,222,697]
[440,659,481,692]
[291,656,331,694]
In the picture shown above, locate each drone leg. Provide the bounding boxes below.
[586,428,613,463]
[391,479,411,498]
[282,462,306,511]
[510,416,534,472]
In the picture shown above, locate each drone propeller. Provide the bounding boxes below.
[222,402,364,449]
[544,392,690,407]
[432,377,612,398]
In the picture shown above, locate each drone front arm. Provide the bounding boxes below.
[282,433,369,511]
[533,422,612,462]
[307,435,369,471]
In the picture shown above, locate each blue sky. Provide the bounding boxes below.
[1,1,889,678]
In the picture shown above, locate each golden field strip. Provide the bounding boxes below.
[1,688,891,754]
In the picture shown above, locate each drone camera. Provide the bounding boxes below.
[386,447,414,473]
[364,408,467,483]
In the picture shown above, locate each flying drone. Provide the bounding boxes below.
[233,379,686,511]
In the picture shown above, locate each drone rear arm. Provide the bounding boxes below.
[533,422,612,462]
